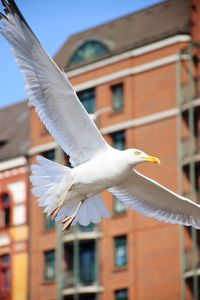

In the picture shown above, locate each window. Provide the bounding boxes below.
[0,193,11,228]
[78,223,95,232]
[44,250,55,282]
[42,149,55,161]
[0,254,10,295]
[44,215,55,230]
[63,243,74,288]
[69,41,109,67]
[111,84,124,112]
[79,294,96,300]
[79,241,95,284]
[111,130,125,150]
[64,240,96,288]
[114,198,126,215]
[0,140,7,147]
[114,236,127,268]
[64,295,97,300]
[77,88,95,114]
[115,289,128,300]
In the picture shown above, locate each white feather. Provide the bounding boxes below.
[109,170,200,229]
[0,7,109,167]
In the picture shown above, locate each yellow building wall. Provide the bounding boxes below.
[12,252,28,300]
[10,225,28,242]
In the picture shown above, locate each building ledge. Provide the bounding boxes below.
[63,230,102,242]
[0,156,27,171]
[184,268,200,279]
[62,284,104,296]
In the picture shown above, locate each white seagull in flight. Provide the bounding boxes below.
[1,0,200,231]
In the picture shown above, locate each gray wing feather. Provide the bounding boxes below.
[109,170,200,229]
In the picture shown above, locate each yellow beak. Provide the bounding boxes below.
[144,156,161,165]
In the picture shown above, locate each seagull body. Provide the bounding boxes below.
[1,0,200,230]
[73,149,136,193]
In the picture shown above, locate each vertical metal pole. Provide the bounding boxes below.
[95,227,99,300]
[188,45,199,300]
[176,51,186,300]
[74,229,79,300]
[55,146,65,300]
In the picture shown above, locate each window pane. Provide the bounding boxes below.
[111,130,125,150]
[69,41,109,66]
[44,250,55,281]
[79,294,96,300]
[78,223,95,232]
[63,243,74,288]
[44,215,55,230]
[112,84,124,112]
[0,254,10,292]
[114,236,127,268]
[77,89,95,114]
[115,289,128,300]
[64,296,74,300]
[114,197,126,214]
[2,194,10,206]
[42,149,55,161]
[1,254,10,265]
[4,207,10,226]
[79,241,95,284]
[1,194,11,227]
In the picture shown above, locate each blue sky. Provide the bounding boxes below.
[0,0,163,108]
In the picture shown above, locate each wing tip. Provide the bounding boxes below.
[0,0,37,37]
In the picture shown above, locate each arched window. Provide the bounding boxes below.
[0,193,11,228]
[68,40,109,67]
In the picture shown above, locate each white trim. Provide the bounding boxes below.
[62,285,104,296]
[184,268,200,279]
[28,142,57,156]
[0,157,27,172]
[181,97,200,111]
[74,54,185,92]
[67,35,191,78]
[101,108,178,135]
[193,97,200,108]
[63,231,102,243]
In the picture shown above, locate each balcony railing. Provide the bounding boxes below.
[184,248,200,272]
[180,77,200,104]
[62,268,96,289]
[62,271,74,289]
[181,136,200,159]
[194,77,200,99]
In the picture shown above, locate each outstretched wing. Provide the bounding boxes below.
[0,0,109,166]
[109,170,200,229]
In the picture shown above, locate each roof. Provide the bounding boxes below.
[54,0,190,70]
[0,101,29,161]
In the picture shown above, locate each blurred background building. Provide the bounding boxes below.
[1,0,200,299]
[0,102,29,300]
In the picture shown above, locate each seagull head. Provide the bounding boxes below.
[124,148,160,166]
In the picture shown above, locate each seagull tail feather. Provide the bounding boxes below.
[30,156,111,227]
[30,155,73,216]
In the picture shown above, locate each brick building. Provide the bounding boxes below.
[0,101,29,300]
[1,0,200,299]
[28,0,200,299]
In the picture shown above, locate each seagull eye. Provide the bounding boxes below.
[134,151,141,156]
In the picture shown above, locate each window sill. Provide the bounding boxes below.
[112,211,127,218]
[113,266,127,273]
[43,280,55,285]
[43,227,55,232]
[110,109,124,116]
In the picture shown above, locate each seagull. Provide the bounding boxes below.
[1,0,200,231]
